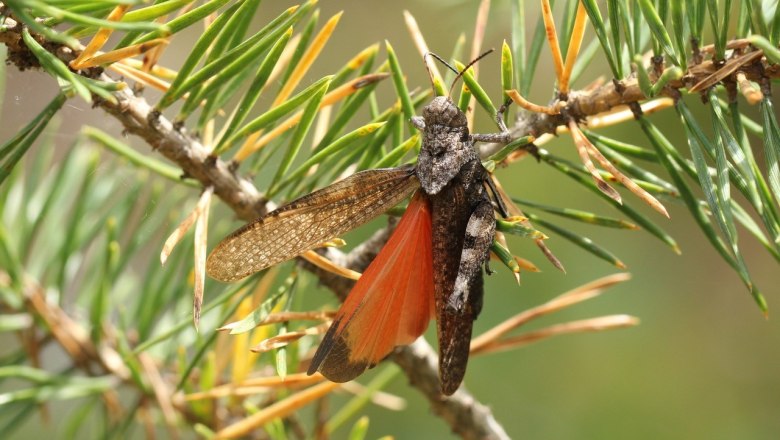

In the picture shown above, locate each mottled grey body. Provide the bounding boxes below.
[415,96,473,195]
[412,96,510,395]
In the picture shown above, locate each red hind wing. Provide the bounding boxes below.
[308,192,434,382]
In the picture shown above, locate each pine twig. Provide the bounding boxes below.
[4,18,780,439]
[2,23,512,438]
[480,55,780,158]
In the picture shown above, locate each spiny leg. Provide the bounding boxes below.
[470,98,513,144]
[447,200,495,313]
[484,176,509,218]
[495,97,513,133]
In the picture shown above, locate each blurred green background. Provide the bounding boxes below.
[3,1,779,438]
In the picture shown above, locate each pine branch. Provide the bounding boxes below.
[3,3,779,437]
[2,20,515,437]
[481,54,780,158]
[392,340,510,440]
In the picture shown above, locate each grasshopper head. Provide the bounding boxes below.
[422,96,468,129]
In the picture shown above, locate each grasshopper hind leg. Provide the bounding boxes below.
[447,200,495,314]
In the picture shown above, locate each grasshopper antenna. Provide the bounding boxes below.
[423,52,459,95]
[448,48,494,97]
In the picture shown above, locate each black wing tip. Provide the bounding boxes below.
[316,363,371,383]
[308,353,370,383]
[308,321,371,383]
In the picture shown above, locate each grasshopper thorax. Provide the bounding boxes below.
[415,96,477,196]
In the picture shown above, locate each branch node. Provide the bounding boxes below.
[147,109,162,132]
[724,79,739,103]
[628,101,643,120]
[757,63,772,98]
[691,37,702,64]
[651,55,664,77]
[611,78,626,95]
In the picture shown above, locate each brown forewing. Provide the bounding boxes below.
[430,179,477,396]
[207,166,419,282]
